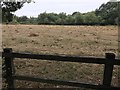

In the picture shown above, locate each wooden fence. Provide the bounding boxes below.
[2,48,120,89]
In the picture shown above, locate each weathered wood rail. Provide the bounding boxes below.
[2,48,120,89]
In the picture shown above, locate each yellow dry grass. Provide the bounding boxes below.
[2,25,118,56]
[2,25,119,88]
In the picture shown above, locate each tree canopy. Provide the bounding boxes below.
[1,1,25,22]
[95,2,120,25]
[1,0,34,23]
[1,1,120,25]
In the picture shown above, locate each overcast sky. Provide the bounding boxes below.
[14,0,111,17]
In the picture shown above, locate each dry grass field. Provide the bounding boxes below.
[2,25,119,88]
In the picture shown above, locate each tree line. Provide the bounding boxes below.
[1,1,120,25]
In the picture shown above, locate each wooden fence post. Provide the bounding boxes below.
[4,48,14,89]
[103,53,115,87]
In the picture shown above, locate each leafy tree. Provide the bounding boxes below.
[47,13,59,24]
[1,1,33,23]
[29,17,38,24]
[37,12,66,25]
[65,15,75,25]
[72,12,79,16]
[1,2,24,22]
[72,12,84,25]
[37,12,49,24]
[11,15,19,24]
[83,12,100,25]
[18,16,28,22]
[57,12,67,24]
[95,2,120,25]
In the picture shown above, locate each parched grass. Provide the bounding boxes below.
[13,58,104,88]
[2,25,119,88]
[2,25,118,56]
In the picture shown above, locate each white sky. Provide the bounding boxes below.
[14,0,110,17]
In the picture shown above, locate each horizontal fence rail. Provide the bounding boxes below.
[2,48,120,89]
[2,52,120,65]
[13,75,120,89]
